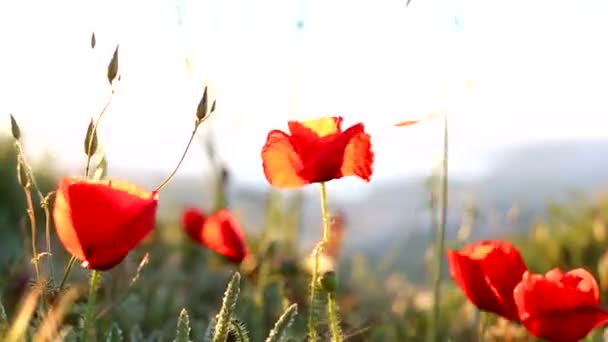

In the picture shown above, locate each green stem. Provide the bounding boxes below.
[307,182,333,341]
[320,182,342,342]
[307,242,320,342]
[24,188,41,283]
[82,270,101,342]
[428,113,449,342]
[42,193,55,283]
[327,292,342,342]
[58,256,76,292]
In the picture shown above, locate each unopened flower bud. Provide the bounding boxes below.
[319,271,338,293]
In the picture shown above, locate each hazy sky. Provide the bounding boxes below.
[1,0,607,190]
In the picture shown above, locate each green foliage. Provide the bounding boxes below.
[265,304,297,342]
[105,323,124,342]
[174,309,192,342]
[229,319,250,342]
[213,272,241,342]
[0,299,7,336]
[129,325,145,342]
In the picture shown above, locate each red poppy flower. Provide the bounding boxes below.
[261,116,373,189]
[53,176,158,271]
[447,240,527,321]
[514,268,608,342]
[180,207,207,243]
[181,208,249,263]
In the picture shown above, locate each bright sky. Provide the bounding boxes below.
[1,0,607,190]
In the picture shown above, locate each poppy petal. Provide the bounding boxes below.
[288,116,343,139]
[297,123,367,183]
[262,130,307,189]
[202,210,249,263]
[53,176,158,271]
[181,207,207,244]
[514,268,608,341]
[447,240,527,321]
[340,125,373,181]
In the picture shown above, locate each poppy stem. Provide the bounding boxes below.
[82,270,101,342]
[23,187,41,285]
[58,256,76,292]
[319,182,343,342]
[154,116,211,193]
[84,92,113,178]
[327,292,342,342]
[42,192,55,283]
[428,112,449,342]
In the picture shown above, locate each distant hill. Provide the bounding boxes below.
[109,140,608,264]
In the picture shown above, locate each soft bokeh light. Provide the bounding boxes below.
[1,0,607,192]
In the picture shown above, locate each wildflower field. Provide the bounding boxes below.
[2,33,608,342]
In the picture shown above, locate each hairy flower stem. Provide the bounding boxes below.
[327,292,342,342]
[23,187,41,284]
[307,182,334,341]
[428,113,449,342]
[155,116,210,193]
[320,183,342,342]
[42,193,55,282]
[82,270,101,342]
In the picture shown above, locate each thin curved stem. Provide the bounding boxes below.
[154,117,210,193]
[24,188,40,283]
[58,256,76,292]
[42,192,55,282]
[84,93,113,177]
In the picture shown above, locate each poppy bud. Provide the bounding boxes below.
[319,271,338,293]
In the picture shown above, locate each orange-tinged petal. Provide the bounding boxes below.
[289,116,343,139]
[340,125,373,182]
[261,130,307,189]
[201,209,249,263]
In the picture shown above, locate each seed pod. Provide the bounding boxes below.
[10,114,21,140]
[107,45,119,85]
[91,32,96,49]
[84,119,98,157]
[196,86,208,120]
